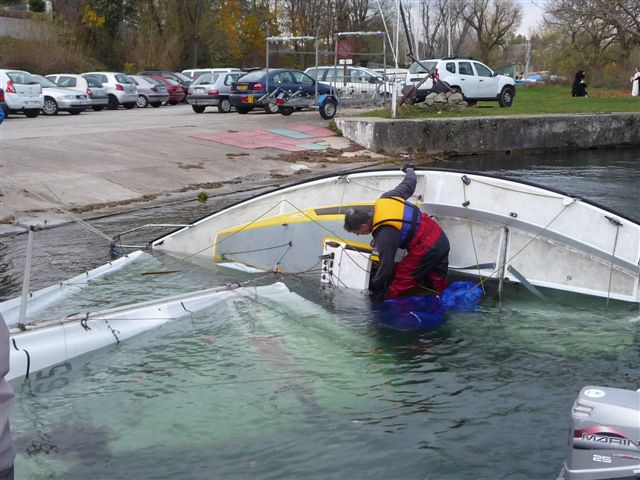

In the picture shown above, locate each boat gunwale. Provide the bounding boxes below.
[149,167,640,248]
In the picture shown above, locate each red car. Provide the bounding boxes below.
[148,75,185,105]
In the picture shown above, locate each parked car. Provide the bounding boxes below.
[31,75,91,115]
[230,68,331,114]
[138,70,191,95]
[187,71,245,113]
[146,76,185,105]
[127,75,170,108]
[305,65,393,99]
[0,69,44,118]
[83,71,138,110]
[404,57,516,106]
[45,73,108,111]
[181,67,241,81]
[0,88,7,117]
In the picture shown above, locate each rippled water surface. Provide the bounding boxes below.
[2,149,639,480]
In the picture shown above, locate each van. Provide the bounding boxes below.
[181,68,241,81]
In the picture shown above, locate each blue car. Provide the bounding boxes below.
[230,68,331,114]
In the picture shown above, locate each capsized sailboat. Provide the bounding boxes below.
[152,168,640,303]
[2,167,638,380]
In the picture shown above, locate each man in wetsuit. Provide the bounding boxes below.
[343,164,449,298]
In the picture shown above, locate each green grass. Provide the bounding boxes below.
[364,85,640,118]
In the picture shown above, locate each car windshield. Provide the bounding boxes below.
[361,67,384,79]
[115,74,133,84]
[84,76,102,87]
[173,72,192,83]
[32,75,58,88]
[409,61,438,74]
[193,73,219,85]
[237,70,265,82]
[7,71,40,85]
[143,76,162,85]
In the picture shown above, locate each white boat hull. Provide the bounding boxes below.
[8,282,290,381]
[152,169,640,303]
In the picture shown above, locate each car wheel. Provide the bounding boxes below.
[191,105,206,113]
[498,86,514,107]
[237,107,252,114]
[217,98,232,113]
[107,95,119,110]
[92,106,104,111]
[24,109,39,118]
[150,102,162,108]
[123,102,136,109]
[136,95,149,108]
[319,97,338,120]
[264,102,279,114]
[42,97,58,115]
[279,106,294,116]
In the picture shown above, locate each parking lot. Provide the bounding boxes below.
[0,104,375,231]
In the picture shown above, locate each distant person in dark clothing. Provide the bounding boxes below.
[343,164,450,298]
[572,70,588,97]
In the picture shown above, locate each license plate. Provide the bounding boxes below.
[247,95,254,104]
[237,85,248,90]
[195,87,204,92]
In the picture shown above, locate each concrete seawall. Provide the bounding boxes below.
[335,113,640,155]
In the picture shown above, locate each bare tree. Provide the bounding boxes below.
[461,0,521,64]
[180,0,209,67]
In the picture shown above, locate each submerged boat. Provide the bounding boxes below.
[2,167,639,380]
[151,168,639,303]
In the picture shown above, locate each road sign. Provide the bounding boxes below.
[337,39,355,60]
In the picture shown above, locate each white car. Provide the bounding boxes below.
[46,73,109,111]
[181,67,241,81]
[83,71,138,110]
[405,57,516,107]
[305,65,393,100]
[187,71,245,113]
[31,75,91,115]
[127,75,170,108]
[0,69,44,118]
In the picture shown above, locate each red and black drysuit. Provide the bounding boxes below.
[369,169,449,298]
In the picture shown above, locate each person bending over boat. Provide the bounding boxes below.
[343,164,449,298]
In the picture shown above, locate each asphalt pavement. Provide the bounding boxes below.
[0,104,380,234]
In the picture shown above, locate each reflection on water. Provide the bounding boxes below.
[3,149,640,480]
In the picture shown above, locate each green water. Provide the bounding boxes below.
[3,148,639,479]
[8,266,639,479]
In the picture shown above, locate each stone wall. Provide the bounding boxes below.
[0,16,53,40]
[335,113,640,155]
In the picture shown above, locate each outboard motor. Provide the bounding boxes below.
[560,386,640,480]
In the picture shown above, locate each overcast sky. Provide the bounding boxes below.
[516,0,547,36]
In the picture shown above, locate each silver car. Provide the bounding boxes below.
[187,71,245,113]
[32,75,91,115]
[46,73,109,111]
[0,69,43,118]
[83,71,137,110]
[128,75,170,108]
